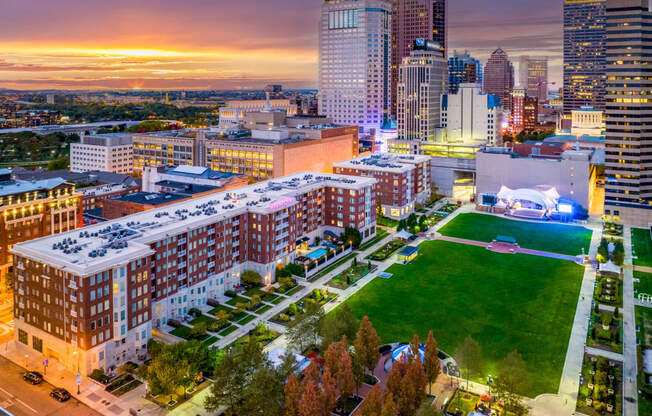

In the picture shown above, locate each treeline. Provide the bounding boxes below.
[0,131,78,164]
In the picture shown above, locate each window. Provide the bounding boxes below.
[18,329,28,345]
[32,336,43,353]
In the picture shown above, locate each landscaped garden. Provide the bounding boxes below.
[365,239,406,261]
[333,240,585,397]
[273,288,337,325]
[592,274,622,307]
[587,309,622,354]
[635,306,652,415]
[603,222,623,238]
[376,215,400,229]
[632,227,652,267]
[327,259,375,289]
[439,212,592,256]
[576,354,622,416]
[226,322,278,351]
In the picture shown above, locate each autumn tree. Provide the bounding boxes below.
[337,350,356,404]
[409,333,421,364]
[322,367,339,415]
[354,316,381,374]
[405,358,427,413]
[359,383,384,416]
[284,373,303,416]
[299,380,324,416]
[304,358,321,386]
[381,392,398,416]
[423,331,441,395]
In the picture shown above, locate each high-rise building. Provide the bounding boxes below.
[510,89,538,134]
[319,0,392,135]
[389,1,448,117]
[70,134,133,175]
[397,40,447,142]
[441,84,503,145]
[604,0,652,226]
[448,51,483,94]
[519,56,549,102]
[563,0,607,113]
[483,48,514,110]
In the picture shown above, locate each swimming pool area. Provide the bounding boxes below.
[305,247,328,259]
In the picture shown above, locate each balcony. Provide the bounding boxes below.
[208,229,215,235]
[233,251,240,258]
[18,302,24,309]
[276,212,289,221]
[276,231,289,241]
[178,273,187,280]
[233,220,239,226]
[16,263,25,271]
[208,250,215,257]
[178,261,187,269]
[208,239,215,246]
[70,295,77,303]
[179,238,187,244]
[70,310,77,318]
[178,250,187,257]
[18,288,24,296]
[208,261,215,269]
[68,281,78,290]
[71,324,78,333]
[233,240,239,247]
[17,275,24,282]
[233,231,240,237]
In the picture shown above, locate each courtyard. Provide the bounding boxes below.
[439,212,593,256]
[336,240,585,397]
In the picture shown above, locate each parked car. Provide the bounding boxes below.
[50,388,71,402]
[22,371,43,385]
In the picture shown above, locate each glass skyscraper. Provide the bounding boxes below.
[563,0,606,113]
[448,51,483,94]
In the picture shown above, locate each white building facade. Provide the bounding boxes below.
[397,43,447,142]
[70,134,133,174]
[318,0,392,135]
[441,83,503,145]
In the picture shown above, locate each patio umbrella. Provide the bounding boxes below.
[480,394,492,401]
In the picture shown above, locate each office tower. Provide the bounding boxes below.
[510,89,538,134]
[563,0,606,113]
[397,40,447,142]
[70,133,133,174]
[441,84,503,145]
[432,0,448,55]
[448,51,483,94]
[604,0,652,226]
[519,56,549,102]
[390,1,448,117]
[483,48,514,110]
[319,0,392,135]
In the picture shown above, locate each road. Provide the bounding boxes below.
[0,356,101,416]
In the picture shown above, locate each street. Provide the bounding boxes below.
[0,356,101,416]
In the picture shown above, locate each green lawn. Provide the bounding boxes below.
[190,314,217,327]
[219,325,237,336]
[226,296,250,307]
[632,227,652,267]
[208,304,234,316]
[255,304,273,315]
[439,213,592,256]
[237,314,256,325]
[335,240,584,397]
[634,272,652,296]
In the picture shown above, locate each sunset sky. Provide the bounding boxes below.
[0,0,563,91]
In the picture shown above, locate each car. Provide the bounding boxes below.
[50,388,71,402]
[22,371,43,385]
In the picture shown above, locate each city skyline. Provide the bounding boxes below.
[0,0,563,91]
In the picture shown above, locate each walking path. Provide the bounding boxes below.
[585,347,624,362]
[622,226,639,416]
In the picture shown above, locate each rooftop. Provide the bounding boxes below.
[333,153,430,173]
[111,192,189,206]
[12,172,376,275]
[163,165,239,180]
[0,177,68,197]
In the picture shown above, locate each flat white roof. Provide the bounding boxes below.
[333,153,430,173]
[12,172,375,276]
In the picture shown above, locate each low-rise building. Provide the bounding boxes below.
[132,130,204,171]
[0,169,82,286]
[70,134,133,174]
[142,165,248,194]
[333,153,431,219]
[11,172,376,375]
[218,99,298,128]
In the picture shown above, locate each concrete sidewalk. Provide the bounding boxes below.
[622,226,639,416]
[0,340,164,416]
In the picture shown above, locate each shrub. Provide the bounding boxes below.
[288,303,298,316]
[613,307,619,318]
[207,298,220,307]
[241,270,263,287]
[593,401,605,412]
[167,319,181,328]
[279,313,290,322]
[597,328,612,341]
[594,370,608,386]
[90,368,110,384]
[285,263,303,276]
[189,322,207,339]
[188,308,202,317]
[225,290,237,298]
[597,356,609,372]
[208,321,226,332]
[601,313,613,327]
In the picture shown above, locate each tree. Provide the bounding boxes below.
[492,350,529,416]
[405,358,428,413]
[47,155,69,171]
[189,321,208,340]
[320,304,358,350]
[415,402,442,416]
[381,392,398,416]
[324,340,342,378]
[241,362,285,416]
[337,350,356,403]
[409,334,421,364]
[145,350,185,396]
[424,331,441,395]
[359,383,384,416]
[241,270,263,287]
[386,360,407,400]
[299,380,324,416]
[204,352,247,415]
[455,336,483,390]
[322,367,339,415]
[285,373,303,416]
[287,302,324,352]
[342,227,363,249]
[354,316,381,374]
[304,358,321,386]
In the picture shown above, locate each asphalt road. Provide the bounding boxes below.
[0,356,101,416]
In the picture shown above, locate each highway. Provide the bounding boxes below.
[0,356,101,416]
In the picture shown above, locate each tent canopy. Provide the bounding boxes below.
[392,344,425,363]
[394,230,413,240]
[496,185,560,210]
[599,260,621,274]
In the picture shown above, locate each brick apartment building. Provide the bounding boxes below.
[333,153,431,219]
[0,169,82,287]
[11,172,376,374]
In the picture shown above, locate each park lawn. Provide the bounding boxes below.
[202,336,218,346]
[190,314,217,327]
[439,212,592,256]
[632,227,652,267]
[226,296,250,307]
[634,271,652,296]
[337,240,584,398]
[255,304,273,315]
[208,304,234,316]
[219,325,237,336]
[237,314,256,325]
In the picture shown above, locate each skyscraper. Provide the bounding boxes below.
[319,0,392,135]
[449,51,483,94]
[510,89,538,134]
[604,0,652,226]
[563,0,606,113]
[397,39,447,141]
[390,0,447,117]
[519,56,549,102]
[483,48,514,110]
